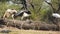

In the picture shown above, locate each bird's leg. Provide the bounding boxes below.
[13,18,15,23]
[12,15,15,23]
[21,16,24,21]
[12,14,16,27]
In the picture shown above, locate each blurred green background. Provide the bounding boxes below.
[0,0,60,23]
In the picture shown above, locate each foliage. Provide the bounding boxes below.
[0,0,52,21]
[28,0,44,20]
[0,0,59,23]
[51,0,59,10]
[0,2,20,17]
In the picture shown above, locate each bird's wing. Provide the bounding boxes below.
[14,11,23,16]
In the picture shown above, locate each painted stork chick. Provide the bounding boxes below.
[14,10,31,20]
[3,9,17,24]
[3,9,17,19]
[52,13,60,18]
[22,10,31,17]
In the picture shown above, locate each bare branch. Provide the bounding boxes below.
[45,1,56,12]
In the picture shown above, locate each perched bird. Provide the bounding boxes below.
[52,13,60,18]
[14,10,31,20]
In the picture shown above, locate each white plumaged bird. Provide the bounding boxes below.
[52,13,60,18]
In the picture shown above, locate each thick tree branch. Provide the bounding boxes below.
[0,18,59,31]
